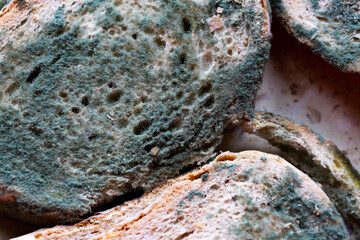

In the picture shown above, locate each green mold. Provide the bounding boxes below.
[201,172,209,182]
[266,168,347,240]
[187,190,206,201]
[271,0,360,71]
[0,0,270,224]
[0,0,10,9]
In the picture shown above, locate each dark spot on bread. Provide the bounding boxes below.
[107,90,122,103]
[81,95,90,106]
[26,65,42,83]
[182,17,191,33]
[179,53,186,64]
[71,107,81,114]
[133,119,151,135]
[203,95,214,108]
[154,37,166,48]
[59,91,68,98]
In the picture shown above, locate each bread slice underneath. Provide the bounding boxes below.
[15,151,348,240]
[240,111,360,237]
[271,0,360,73]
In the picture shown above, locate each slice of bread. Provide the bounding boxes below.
[271,0,360,73]
[0,0,271,224]
[240,111,360,237]
[14,151,348,240]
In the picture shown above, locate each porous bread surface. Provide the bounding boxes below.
[240,111,360,238]
[0,0,271,224]
[15,151,348,240]
[271,0,360,73]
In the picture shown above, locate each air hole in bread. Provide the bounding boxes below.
[182,17,191,33]
[176,90,184,99]
[133,106,142,115]
[183,92,195,105]
[316,16,328,22]
[108,82,116,88]
[87,50,94,56]
[117,117,128,128]
[323,41,331,47]
[198,82,212,96]
[201,50,213,70]
[169,118,182,131]
[133,119,151,135]
[109,29,115,35]
[144,26,154,34]
[59,90,68,98]
[81,95,90,106]
[245,23,250,32]
[88,134,98,141]
[5,82,18,95]
[154,36,166,48]
[71,107,81,114]
[144,143,156,153]
[210,183,220,190]
[19,19,27,27]
[26,65,42,83]
[203,95,214,108]
[29,125,44,136]
[179,53,186,64]
[107,89,122,103]
[140,95,148,102]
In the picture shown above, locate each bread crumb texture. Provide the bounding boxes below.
[271,0,360,73]
[25,151,348,240]
[0,0,270,224]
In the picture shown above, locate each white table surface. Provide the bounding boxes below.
[1,20,359,240]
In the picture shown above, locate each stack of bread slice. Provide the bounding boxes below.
[0,0,359,239]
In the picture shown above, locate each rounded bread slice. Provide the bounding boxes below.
[14,151,349,240]
[271,0,360,73]
[240,111,360,238]
[0,0,271,224]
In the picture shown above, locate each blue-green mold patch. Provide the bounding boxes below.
[201,172,209,182]
[266,168,347,239]
[45,7,66,35]
[227,167,347,239]
[0,0,270,225]
[0,0,10,9]
[271,0,360,71]
[187,190,206,201]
